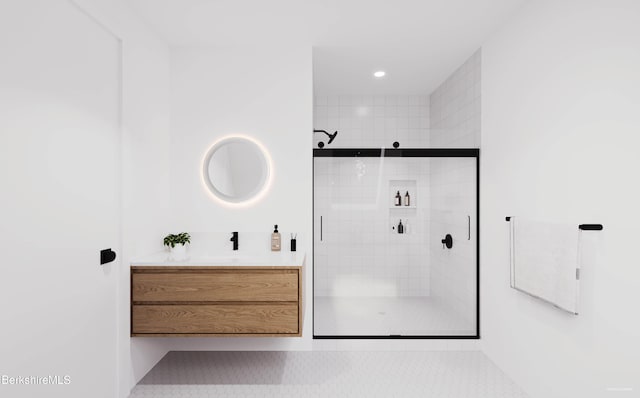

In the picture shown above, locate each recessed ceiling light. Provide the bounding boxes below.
[373,71,386,78]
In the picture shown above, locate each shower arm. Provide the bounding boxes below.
[313,129,338,144]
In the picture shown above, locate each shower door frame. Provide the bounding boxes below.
[312,147,480,339]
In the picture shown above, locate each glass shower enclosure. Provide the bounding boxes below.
[313,148,479,338]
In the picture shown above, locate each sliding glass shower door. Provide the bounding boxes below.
[313,148,478,338]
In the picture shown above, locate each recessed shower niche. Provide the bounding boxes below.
[389,179,417,235]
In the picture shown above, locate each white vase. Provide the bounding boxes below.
[170,244,188,260]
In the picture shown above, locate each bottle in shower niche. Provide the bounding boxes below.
[398,220,404,234]
[404,191,410,206]
[271,225,281,251]
[395,191,402,206]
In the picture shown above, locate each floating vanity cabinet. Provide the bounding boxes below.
[131,264,303,337]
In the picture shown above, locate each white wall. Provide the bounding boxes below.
[164,46,314,351]
[68,1,173,396]
[481,0,640,396]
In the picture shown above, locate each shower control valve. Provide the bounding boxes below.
[441,234,453,249]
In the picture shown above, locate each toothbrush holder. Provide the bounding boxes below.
[290,238,297,252]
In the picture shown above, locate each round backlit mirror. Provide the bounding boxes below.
[202,136,271,204]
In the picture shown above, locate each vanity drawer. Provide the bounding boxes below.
[132,304,298,335]
[132,270,299,302]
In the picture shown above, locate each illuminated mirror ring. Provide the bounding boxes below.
[202,136,272,205]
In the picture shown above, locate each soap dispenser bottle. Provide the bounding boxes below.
[271,225,281,251]
[404,191,410,206]
[395,191,402,206]
[398,220,404,234]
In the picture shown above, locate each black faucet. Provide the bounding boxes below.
[230,232,238,251]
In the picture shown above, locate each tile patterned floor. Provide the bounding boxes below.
[129,351,528,398]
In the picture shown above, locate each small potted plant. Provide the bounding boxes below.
[163,232,191,260]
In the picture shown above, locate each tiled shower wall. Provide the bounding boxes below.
[428,50,481,326]
[429,49,481,148]
[314,157,430,297]
[313,95,430,148]
[313,95,431,299]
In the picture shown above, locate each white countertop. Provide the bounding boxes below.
[131,250,305,267]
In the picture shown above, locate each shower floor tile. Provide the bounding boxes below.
[129,351,528,398]
[314,296,475,336]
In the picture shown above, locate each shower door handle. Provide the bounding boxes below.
[468,215,471,240]
[320,216,323,241]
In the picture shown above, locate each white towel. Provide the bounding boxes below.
[510,217,580,314]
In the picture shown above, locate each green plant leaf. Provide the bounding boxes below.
[164,232,191,247]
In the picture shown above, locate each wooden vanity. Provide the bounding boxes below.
[130,254,304,337]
